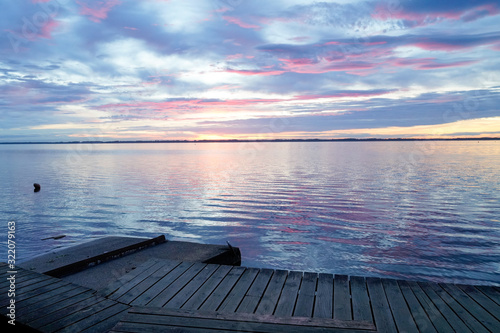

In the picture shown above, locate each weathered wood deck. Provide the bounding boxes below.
[0,262,129,332]
[2,259,500,332]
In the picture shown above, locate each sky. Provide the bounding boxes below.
[1,0,500,142]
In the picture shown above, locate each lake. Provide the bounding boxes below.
[1,141,499,285]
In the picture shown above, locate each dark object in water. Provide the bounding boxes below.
[41,235,66,240]
[34,183,41,192]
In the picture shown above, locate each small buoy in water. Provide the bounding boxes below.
[41,235,66,240]
[33,183,41,192]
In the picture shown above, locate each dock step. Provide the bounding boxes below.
[19,235,166,277]
[109,306,376,332]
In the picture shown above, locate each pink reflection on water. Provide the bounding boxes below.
[275,241,310,245]
[317,235,375,247]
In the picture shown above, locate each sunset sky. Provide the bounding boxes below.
[1,0,500,142]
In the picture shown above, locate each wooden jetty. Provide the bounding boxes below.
[2,258,500,332]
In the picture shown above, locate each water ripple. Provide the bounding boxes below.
[0,141,499,285]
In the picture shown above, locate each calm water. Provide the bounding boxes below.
[1,141,499,285]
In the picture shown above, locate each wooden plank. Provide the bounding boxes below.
[418,281,472,332]
[28,294,106,328]
[254,269,288,315]
[0,267,36,282]
[111,322,236,333]
[145,262,205,307]
[407,281,453,332]
[24,290,96,324]
[0,278,64,309]
[99,258,161,297]
[57,302,130,333]
[274,270,302,317]
[458,284,500,320]
[217,267,259,313]
[366,277,397,333]
[38,235,166,278]
[181,265,232,311]
[313,273,333,319]
[116,259,181,304]
[0,271,53,289]
[15,275,59,291]
[164,263,220,309]
[38,298,117,332]
[440,283,497,332]
[80,306,129,333]
[123,306,377,331]
[382,279,418,333]
[131,261,194,306]
[107,260,169,300]
[294,272,318,317]
[476,285,500,306]
[351,276,372,322]
[0,278,69,309]
[236,268,274,314]
[115,314,304,333]
[15,283,81,312]
[199,266,246,311]
[18,287,92,321]
[333,274,351,320]
[398,280,437,333]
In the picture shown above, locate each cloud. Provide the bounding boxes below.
[0,0,499,141]
[222,16,260,30]
[373,0,500,26]
[223,68,286,76]
[76,0,121,23]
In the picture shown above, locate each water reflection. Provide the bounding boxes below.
[0,141,499,285]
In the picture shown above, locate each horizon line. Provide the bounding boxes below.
[1,137,499,145]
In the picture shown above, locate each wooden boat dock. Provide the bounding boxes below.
[2,256,500,332]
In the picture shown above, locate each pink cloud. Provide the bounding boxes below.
[294,90,393,100]
[123,26,138,31]
[99,98,287,112]
[98,91,394,114]
[39,20,59,39]
[213,7,230,13]
[209,84,241,91]
[412,41,470,52]
[258,16,296,26]
[373,3,499,26]
[462,4,500,21]
[77,0,121,23]
[6,19,60,41]
[279,57,375,74]
[224,69,286,76]
[226,53,243,60]
[222,16,260,30]
[393,58,437,67]
[418,60,478,69]
[373,5,461,23]
[391,57,477,70]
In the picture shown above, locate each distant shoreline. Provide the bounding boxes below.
[1,137,499,144]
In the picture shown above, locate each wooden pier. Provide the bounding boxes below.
[2,259,500,332]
